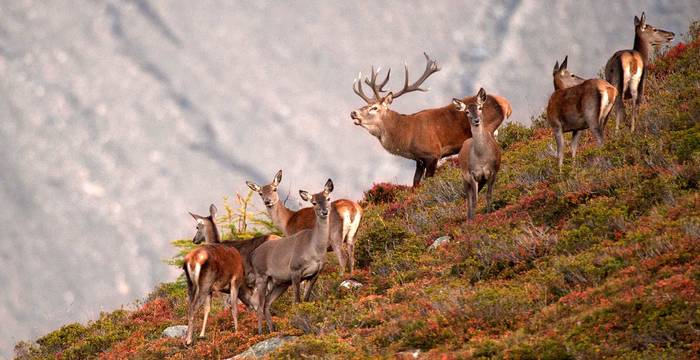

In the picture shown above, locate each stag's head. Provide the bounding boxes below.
[299,179,334,219]
[350,53,440,135]
[189,204,218,244]
[246,170,282,208]
[453,88,487,128]
[552,56,585,90]
[635,12,674,46]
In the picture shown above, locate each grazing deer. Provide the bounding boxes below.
[187,205,278,310]
[605,12,674,133]
[250,179,334,334]
[547,56,618,170]
[350,53,512,187]
[454,89,501,219]
[183,204,245,346]
[247,170,362,277]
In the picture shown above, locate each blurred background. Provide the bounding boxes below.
[0,0,698,357]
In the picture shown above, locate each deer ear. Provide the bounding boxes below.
[324,178,334,194]
[561,56,568,70]
[640,12,646,24]
[272,170,282,186]
[209,204,217,218]
[383,92,394,105]
[452,98,466,111]
[246,181,261,192]
[634,15,641,26]
[299,190,311,202]
[553,61,560,73]
[476,88,487,105]
[189,211,201,220]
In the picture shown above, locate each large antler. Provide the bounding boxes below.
[392,52,440,99]
[352,52,440,104]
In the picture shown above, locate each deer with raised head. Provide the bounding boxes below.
[250,179,334,334]
[605,12,674,133]
[183,204,246,346]
[247,170,362,278]
[547,56,618,171]
[350,53,512,187]
[454,88,501,219]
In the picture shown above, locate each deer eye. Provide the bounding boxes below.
[370,106,378,111]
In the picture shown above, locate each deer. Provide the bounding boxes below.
[605,12,674,133]
[250,179,334,334]
[350,52,512,187]
[547,56,618,171]
[246,170,362,279]
[188,205,280,303]
[454,88,502,219]
[182,204,245,346]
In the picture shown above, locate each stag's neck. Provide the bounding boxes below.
[375,111,413,157]
[205,225,221,243]
[633,32,651,64]
[268,202,295,234]
[311,214,330,254]
[470,124,493,154]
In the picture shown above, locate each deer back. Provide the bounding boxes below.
[547,79,615,131]
[185,244,244,291]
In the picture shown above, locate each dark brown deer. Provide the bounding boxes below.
[547,56,618,170]
[183,204,245,346]
[247,170,362,278]
[605,12,674,133]
[350,53,512,187]
[454,89,501,219]
[250,179,334,334]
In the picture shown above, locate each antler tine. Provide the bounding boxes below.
[363,65,389,101]
[392,52,441,99]
[352,72,373,104]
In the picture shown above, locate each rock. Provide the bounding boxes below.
[429,235,451,250]
[395,349,421,359]
[230,336,297,359]
[162,325,188,338]
[339,279,363,290]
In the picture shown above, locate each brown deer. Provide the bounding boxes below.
[454,88,501,219]
[547,56,618,171]
[350,53,512,187]
[183,204,245,346]
[246,170,362,277]
[605,12,674,133]
[187,205,279,309]
[250,179,334,334]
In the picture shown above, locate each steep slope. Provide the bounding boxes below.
[14,22,699,359]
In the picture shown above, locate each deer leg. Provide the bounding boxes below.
[198,294,212,338]
[230,278,240,332]
[412,159,426,187]
[425,158,439,178]
[570,130,582,166]
[554,127,565,172]
[303,267,322,302]
[629,81,640,133]
[486,174,496,213]
[186,288,208,346]
[264,284,289,333]
[255,278,267,335]
[329,230,346,276]
[291,272,303,303]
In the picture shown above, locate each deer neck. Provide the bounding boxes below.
[310,212,331,254]
[470,123,491,153]
[376,111,409,154]
[268,201,295,234]
[205,223,221,243]
[633,32,651,65]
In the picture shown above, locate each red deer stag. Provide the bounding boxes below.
[250,179,334,334]
[605,12,674,133]
[454,88,501,219]
[183,204,245,346]
[247,170,362,279]
[547,56,618,171]
[350,53,512,187]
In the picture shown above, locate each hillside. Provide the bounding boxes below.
[14,22,700,359]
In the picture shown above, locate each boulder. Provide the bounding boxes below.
[230,336,297,359]
[162,325,188,338]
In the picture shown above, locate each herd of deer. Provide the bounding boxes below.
[179,12,674,345]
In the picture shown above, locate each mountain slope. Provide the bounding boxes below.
[14,21,700,359]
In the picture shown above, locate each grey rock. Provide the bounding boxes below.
[429,236,451,250]
[162,325,188,339]
[339,279,363,290]
[231,336,297,359]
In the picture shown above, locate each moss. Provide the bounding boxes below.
[272,334,356,359]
